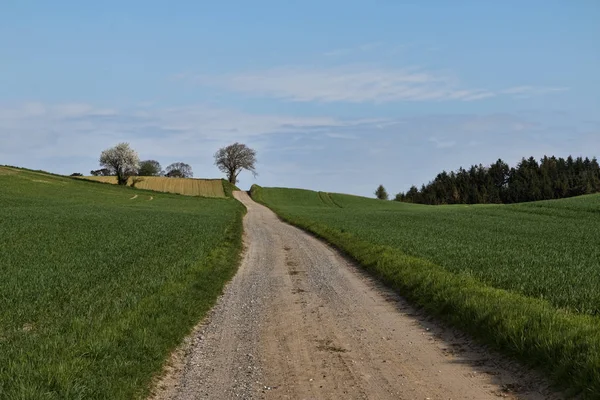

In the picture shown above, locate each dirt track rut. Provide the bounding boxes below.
[151,191,559,400]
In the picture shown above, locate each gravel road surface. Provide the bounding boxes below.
[150,191,559,400]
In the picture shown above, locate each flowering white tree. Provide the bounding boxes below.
[99,143,140,185]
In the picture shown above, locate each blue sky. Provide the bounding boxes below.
[1,1,598,196]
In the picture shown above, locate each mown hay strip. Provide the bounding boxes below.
[80,176,225,198]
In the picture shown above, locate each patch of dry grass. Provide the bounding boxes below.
[81,176,226,197]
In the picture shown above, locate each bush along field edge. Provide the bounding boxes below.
[250,184,600,398]
[221,179,241,198]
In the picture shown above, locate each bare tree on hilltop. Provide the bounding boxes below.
[99,143,140,185]
[214,142,257,184]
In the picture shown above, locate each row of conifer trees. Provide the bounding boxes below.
[395,155,600,205]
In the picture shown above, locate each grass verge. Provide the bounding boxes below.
[221,179,241,198]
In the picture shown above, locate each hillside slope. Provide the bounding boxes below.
[0,167,244,399]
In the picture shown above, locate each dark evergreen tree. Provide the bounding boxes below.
[395,155,600,205]
[375,184,389,200]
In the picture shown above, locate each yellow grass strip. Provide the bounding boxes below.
[80,176,226,198]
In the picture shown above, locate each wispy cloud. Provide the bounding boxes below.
[428,137,457,149]
[501,86,570,98]
[0,102,380,165]
[183,65,495,103]
[326,132,358,140]
[0,102,117,119]
[181,65,568,104]
[324,42,383,57]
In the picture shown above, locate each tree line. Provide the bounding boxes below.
[84,142,257,186]
[390,155,600,205]
[90,160,194,179]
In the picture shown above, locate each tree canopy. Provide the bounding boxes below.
[375,184,389,200]
[165,162,193,178]
[138,160,163,176]
[99,143,140,185]
[214,142,257,184]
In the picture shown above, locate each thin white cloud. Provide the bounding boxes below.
[324,42,383,57]
[501,86,570,98]
[458,114,540,133]
[185,65,495,103]
[326,132,358,140]
[428,137,457,149]
[323,48,353,57]
[0,102,117,119]
[263,144,326,153]
[178,59,570,104]
[0,102,381,164]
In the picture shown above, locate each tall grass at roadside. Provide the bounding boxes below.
[0,167,244,399]
[251,184,600,398]
[221,179,240,198]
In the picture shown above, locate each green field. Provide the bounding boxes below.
[252,185,600,397]
[0,167,244,399]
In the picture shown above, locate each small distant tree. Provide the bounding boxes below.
[138,160,163,176]
[165,162,193,178]
[70,172,83,177]
[90,168,112,176]
[214,142,257,184]
[375,184,389,200]
[99,142,140,185]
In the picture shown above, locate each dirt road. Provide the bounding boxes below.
[151,191,558,400]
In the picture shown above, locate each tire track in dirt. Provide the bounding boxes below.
[150,191,560,400]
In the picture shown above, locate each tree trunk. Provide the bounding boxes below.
[117,173,128,186]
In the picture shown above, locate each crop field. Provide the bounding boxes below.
[0,167,244,399]
[251,185,600,396]
[81,176,227,198]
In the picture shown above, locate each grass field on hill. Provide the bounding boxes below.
[81,175,228,198]
[0,167,244,399]
[251,185,600,397]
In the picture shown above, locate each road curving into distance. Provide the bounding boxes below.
[151,191,559,400]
